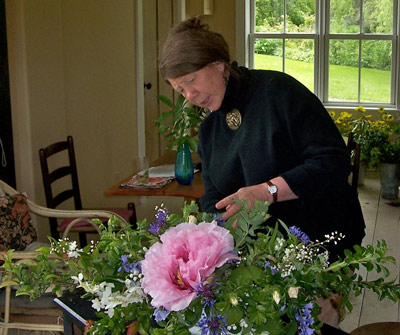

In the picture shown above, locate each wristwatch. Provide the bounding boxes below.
[266,180,278,203]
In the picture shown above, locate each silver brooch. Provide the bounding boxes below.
[226,108,242,130]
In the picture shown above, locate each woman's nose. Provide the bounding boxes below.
[184,88,198,101]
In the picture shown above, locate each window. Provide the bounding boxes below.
[240,0,399,109]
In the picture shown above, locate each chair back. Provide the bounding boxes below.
[39,136,82,238]
[347,132,361,192]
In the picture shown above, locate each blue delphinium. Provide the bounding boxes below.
[148,206,169,235]
[117,254,141,273]
[289,226,311,244]
[197,314,228,335]
[264,260,278,274]
[295,302,315,335]
[153,307,170,322]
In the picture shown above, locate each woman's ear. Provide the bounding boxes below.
[214,61,225,73]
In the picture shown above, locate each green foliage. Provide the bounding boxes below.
[2,202,400,335]
[155,94,209,152]
[254,0,393,71]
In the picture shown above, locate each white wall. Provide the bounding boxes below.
[6,0,139,240]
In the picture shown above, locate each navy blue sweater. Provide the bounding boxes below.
[197,67,365,259]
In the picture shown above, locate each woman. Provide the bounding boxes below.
[159,18,365,262]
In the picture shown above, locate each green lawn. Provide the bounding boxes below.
[254,54,391,103]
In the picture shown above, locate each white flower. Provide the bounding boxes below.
[92,298,102,311]
[66,240,82,258]
[273,290,280,304]
[71,273,83,284]
[288,287,300,299]
[188,215,197,224]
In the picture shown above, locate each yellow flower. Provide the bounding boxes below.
[340,112,352,118]
[328,111,336,118]
[288,287,300,299]
[355,106,366,113]
[230,295,239,306]
[378,106,385,114]
[382,113,395,122]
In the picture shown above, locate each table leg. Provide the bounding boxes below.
[62,312,75,335]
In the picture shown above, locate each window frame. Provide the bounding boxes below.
[236,0,400,111]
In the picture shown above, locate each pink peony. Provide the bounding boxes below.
[141,221,238,312]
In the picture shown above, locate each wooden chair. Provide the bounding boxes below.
[346,132,361,192]
[39,136,137,246]
[0,179,128,335]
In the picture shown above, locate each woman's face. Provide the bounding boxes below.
[168,62,227,111]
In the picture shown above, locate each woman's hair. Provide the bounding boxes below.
[159,17,233,80]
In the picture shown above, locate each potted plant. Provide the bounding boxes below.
[330,106,398,186]
[155,94,208,185]
[369,123,400,199]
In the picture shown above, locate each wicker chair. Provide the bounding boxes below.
[0,179,127,335]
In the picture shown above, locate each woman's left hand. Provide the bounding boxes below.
[215,183,270,220]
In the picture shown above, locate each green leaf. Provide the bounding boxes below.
[222,306,243,325]
[0,280,19,288]
[157,95,173,107]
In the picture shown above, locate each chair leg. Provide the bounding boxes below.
[2,286,10,335]
[78,232,87,247]
[128,202,137,229]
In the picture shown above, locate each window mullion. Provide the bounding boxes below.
[248,0,398,109]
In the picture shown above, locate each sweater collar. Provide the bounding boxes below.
[218,66,254,116]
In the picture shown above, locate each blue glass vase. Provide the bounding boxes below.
[175,142,194,185]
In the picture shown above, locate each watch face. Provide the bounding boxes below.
[269,185,278,194]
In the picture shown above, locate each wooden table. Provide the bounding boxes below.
[105,151,204,204]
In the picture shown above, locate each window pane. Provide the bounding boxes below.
[363,0,393,34]
[286,0,315,33]
[328,40,359,101]
[285,39,314,91]
[360,40,391,102]
[255,0,283,32]
[254,38,283,71]
[330,0,360,34]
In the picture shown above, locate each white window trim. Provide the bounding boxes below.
[236,0,400,112]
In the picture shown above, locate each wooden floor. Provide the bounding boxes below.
[5,171,400,335]
[340,171,400,333]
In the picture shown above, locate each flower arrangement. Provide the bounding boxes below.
[329,106,399,167]
[2,201,400,335]
[155,94,209,152]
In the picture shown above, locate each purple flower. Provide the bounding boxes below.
[195,282,219,307]
[148,207,169,235]
[148,222,163,235]
[264,261,278,274]
[197,314,228,335]
[153,307,170,322]
[295,302,315,335]
[289,226,311,244]
[212,213,226,227]
[117,254,141,273]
